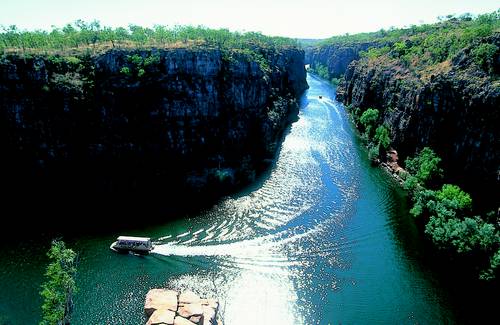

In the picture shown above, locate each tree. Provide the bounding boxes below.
[436,184,472,211]
[404,147,443,187]
[101,26,116,47]
[0,21,299,54]
[114,27,129,47]
[409,188,436,217]
[40,240,77,325]
[129,24,149,45]
[359,108,379,137]
[373,125,391,149]
[153,25,170,46]
[62,24,78,48]
[425,215,498,254]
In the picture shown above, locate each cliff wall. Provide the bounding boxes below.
[337,35,499,207]
[0,46,307,222]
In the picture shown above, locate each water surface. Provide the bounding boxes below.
[0,74,457,324]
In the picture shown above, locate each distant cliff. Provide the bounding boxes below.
[305,41,384,78]
[0,46,307,222]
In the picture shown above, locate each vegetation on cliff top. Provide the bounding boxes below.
[372,10,499,73]
[318,10,499,74]
[0,21,302,79]
[0,21,299,56]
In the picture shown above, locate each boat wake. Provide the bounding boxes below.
[149,77,361,274]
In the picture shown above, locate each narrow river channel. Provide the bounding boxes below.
[0,74,459,324]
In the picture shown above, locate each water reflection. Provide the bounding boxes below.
[149,74,360,324]
[0,74,460,324]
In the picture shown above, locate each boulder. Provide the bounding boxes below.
[200,299,218,310]
[146,309,176,325]
[179,291,201,304]
[189,315,203,324]
[173,316,196,325]
[145,289,178,316]
[178,302,203,318]
[202,305,216,325]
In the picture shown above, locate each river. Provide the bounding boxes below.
[0,74,460,324]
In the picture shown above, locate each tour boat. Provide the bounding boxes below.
[110,236,153,254]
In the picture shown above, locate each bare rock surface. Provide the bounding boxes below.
[145,289,220,325]
[145,289,178,316]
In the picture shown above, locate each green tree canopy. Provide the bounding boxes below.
[373,125,391,149]
[404,147,443,187]
[359,108,379,138]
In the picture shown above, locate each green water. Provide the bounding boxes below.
[0,74,467,324]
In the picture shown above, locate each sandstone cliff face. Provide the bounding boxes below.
[305,41,384,78]
[0,47,307,220]
[337,36,500,206]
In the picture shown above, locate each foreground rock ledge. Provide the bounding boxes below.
[145,289,221,325]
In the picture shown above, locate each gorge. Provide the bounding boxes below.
[0,10,499,325]
[4,73,493,325]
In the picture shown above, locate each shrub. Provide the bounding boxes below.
[472,43,498,70]
[359,46,390,59]
[64,56,81,66]
[120,66,131,76]
[409,188,436,217]
[127,54,143,66]
[368,144,380,161]
[143,54,160,67]
[331,77,341,85]
[481,249,500,280]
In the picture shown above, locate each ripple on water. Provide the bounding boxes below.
[98,75,429,324]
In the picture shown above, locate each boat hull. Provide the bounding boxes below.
[110,241,152,255]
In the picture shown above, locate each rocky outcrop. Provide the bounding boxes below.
[305,41,386,78]
[381,149,406,185]
[144,289,220,325]
[0,46,307,222]
[337,35,500,207]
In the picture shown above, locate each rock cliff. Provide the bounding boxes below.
[0,46,307,223]
[337,35,500,207]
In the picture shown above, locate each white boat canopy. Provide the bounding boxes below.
[117,236,151,242]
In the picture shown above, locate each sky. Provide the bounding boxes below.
[0,0,498,39]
